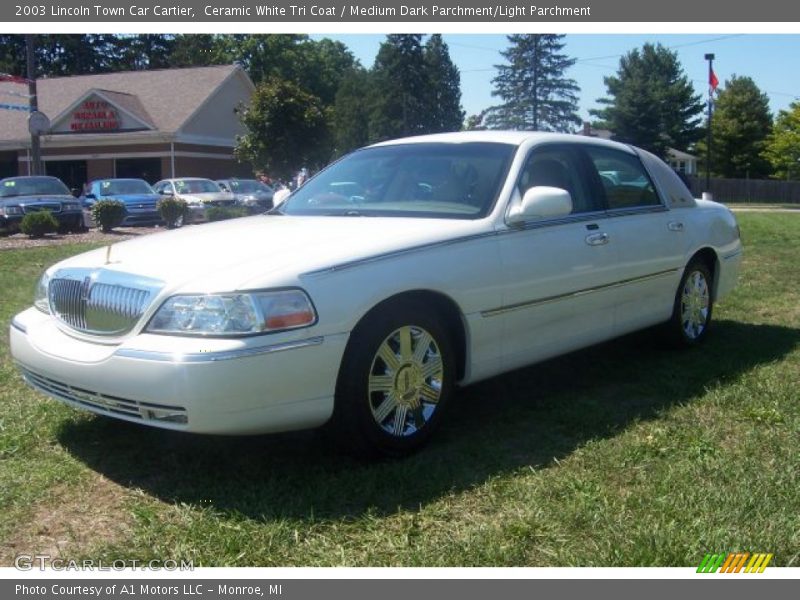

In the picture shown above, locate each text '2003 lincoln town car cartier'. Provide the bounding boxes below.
[10,132,742,456]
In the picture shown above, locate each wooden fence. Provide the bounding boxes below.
[687,177,800,204]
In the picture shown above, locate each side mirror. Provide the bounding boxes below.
[507,186,572,225]
[84,193,96,200]
[159,189,173,196]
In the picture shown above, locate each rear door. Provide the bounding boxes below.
[582,145,685,335]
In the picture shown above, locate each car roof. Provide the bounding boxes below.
[91,178,150,183]
[163,177,215,182]
[370,130,637,154]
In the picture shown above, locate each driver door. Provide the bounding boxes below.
[494,144,617,372]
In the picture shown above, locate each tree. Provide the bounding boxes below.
[333,68,372,156]
[112,35,174,70]
[35,35,119,76]
[486,34,581,132]
[235,77,331,180]
[423,34,464,132]
[695,75,772,179]
[592,43,704,158]
[368,34,429,140]
[763,102,800,180]
[168,34,233,68]
[0,35,27,77]
[465,110,489,131]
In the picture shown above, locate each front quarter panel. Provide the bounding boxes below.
[300,231,505,382]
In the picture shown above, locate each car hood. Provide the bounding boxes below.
[52,214,487,293]
[3,194,74,204]
[103,193,159,204]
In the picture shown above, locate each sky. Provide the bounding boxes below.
[310,34,800,124]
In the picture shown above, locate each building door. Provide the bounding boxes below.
[116,157,161,184]
[44,160,87,194]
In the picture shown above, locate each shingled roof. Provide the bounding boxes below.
[0,64,244,144]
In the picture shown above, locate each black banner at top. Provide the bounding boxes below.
[2,0,800,23]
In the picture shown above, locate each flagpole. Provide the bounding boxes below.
[704,53,715,194]
[25,34,42,176]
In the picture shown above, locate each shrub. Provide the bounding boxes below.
[206,206,249,222]
[20,211,58,238]
[91,199,126,233]
[158,197,188,229]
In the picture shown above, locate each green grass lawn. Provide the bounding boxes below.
[1,213,798,567]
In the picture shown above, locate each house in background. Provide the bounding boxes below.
[666,148,699,176]
[0,64,254,191]
[577,121,698,176]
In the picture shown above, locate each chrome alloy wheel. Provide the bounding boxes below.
[680,269,710,340]
[368,325,444,438]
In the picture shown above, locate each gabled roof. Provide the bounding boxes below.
[667,148,698,161]
[0,64,248,144]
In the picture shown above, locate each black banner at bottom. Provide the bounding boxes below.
[2,579,796,600]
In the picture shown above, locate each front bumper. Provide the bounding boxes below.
[121,209,163,226]
[0,209,83,232]
[10,307,347,435]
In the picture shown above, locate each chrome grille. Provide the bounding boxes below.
[23,202,61,214]
[49,269,158,336]
[20,367,187,425]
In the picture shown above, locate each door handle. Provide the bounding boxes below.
[585,232,609,246]
[668,221,684,232]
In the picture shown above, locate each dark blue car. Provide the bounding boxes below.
[82,178,163,226]
[0,176,84,234]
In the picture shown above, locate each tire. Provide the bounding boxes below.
[665,259,714,347]
[330,300,456,458]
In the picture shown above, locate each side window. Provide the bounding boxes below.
[518,146,600,214]
[585,147,661,209]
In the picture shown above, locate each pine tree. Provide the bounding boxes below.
[333,68,372,156]
[592,43,704,159]
[696,75,772,179]
[368,34,429,140]
[423,35,464,132]
[486,34,581,132]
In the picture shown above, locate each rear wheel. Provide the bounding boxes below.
[331,301,455,457]
[665,259,714,346]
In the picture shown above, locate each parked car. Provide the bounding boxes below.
[216,178,274,213]
[152,178,235,223]
[10,132,742,457]
[0,176,84,234]
[81,178,163,227]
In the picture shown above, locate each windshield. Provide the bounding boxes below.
[97,179,155,196]
[227,180,272,194]
[175,179,221,194]
[0,177,71,198]
[280,142,515,219]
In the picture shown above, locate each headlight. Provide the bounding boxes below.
[0,205,23,216]
[34,271,51,314]
[146,289,317,336]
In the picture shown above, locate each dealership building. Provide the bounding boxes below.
[0,64,255,191]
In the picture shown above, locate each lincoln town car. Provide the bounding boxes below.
[10,132,742,456]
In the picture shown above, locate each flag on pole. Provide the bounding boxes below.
[709,68,719,93]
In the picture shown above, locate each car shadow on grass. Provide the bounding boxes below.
[57,319,800,522]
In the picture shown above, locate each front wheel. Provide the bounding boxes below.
[665,260,714,346]
[330,301,455,457]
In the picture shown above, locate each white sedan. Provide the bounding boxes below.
[10,132,742,456]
